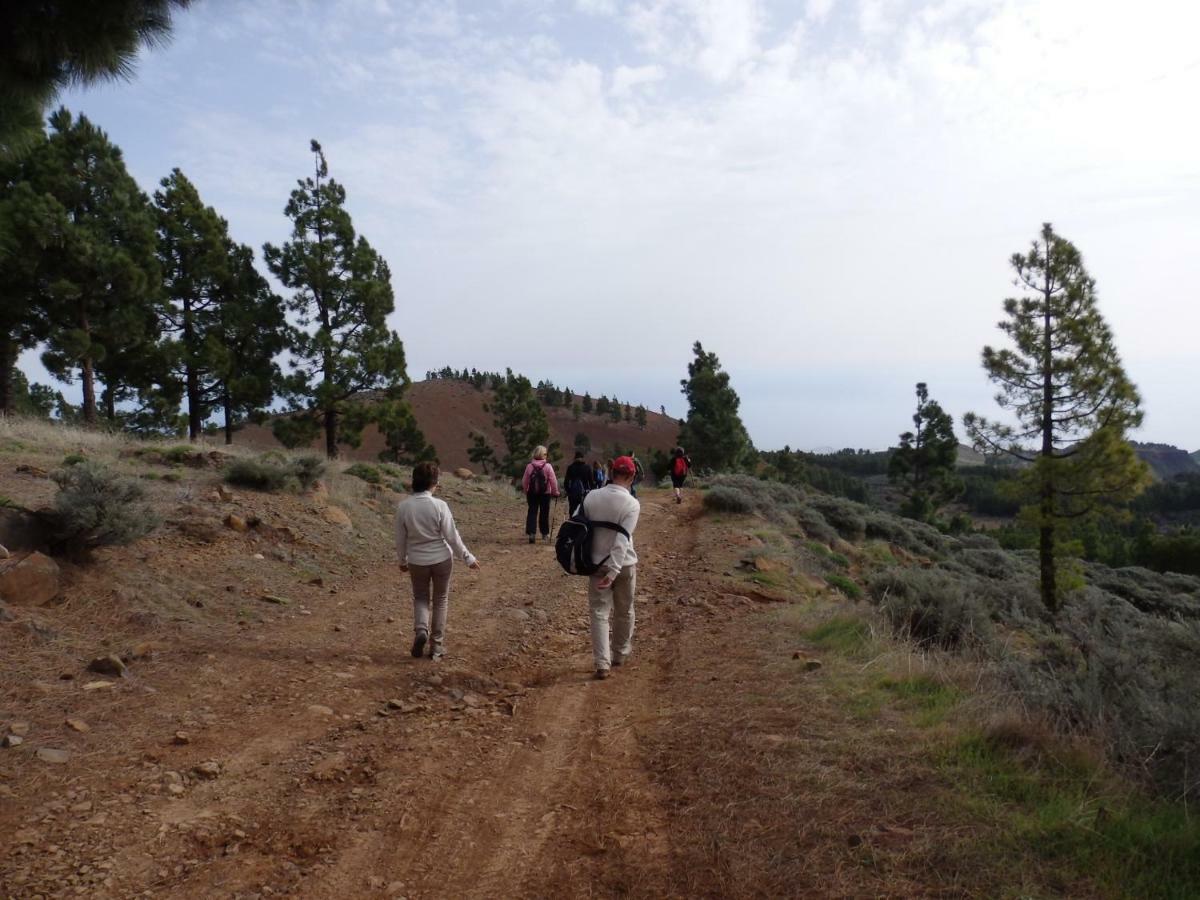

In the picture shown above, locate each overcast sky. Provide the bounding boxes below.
[25,0,1200,451]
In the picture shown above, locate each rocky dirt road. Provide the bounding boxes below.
[2,487,990,898]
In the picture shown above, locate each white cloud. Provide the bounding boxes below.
[47,0,1200,448]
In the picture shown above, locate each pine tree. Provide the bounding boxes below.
[582,392,593,414]
[263,140,410,458]
[964,223,1149,611]
[596,395,610,415]
[635,405,647,429]
[0,153,60,414]
[31,109,161,426]
[467,431,497,475]
[485,369,550,476]
[609,399,622,423]
[210,242,286,443]
[889,383,961,522]
[375,390,436,464]
[678,341,754,472]
[0,1,193,156]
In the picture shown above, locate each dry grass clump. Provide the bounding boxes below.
[0,414,135,458]
[867,567,992,649]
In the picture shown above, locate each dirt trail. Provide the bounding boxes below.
[1,493,713,898]
[2,487,991,898]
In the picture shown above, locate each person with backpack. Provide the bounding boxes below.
[522,445,560,543]
[580,456,641,680]
[592,460,607,489]
[395,462,480,662]
[564,450,594,516]
[626,450,645,497]
[669,446,692,504]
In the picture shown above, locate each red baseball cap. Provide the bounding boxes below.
[612,456,636,475]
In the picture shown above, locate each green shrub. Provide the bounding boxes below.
[225,454,327,492]
[291,455,326,490]
[50,462,159,551]
[867,567,990,648]
[703,485,756,514]
[809,496,866,541]
[825,573,863,599]
[62,453,86,467]
[225,457,292,491]
[162,445,196,465]
[344,462,382,484]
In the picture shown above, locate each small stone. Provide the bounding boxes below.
[172,731,190,745]
[8,721,29,736]
[307,704,334,717]
[367,875,385,889]
[192,760,221,780]
[306,576,324,587]
[36,747,70,764]
[333,624,345,632]
[386,699,406,710]
[167,783,185,796]
[387,882,405,896]
[82,681,115,691]
[87,654,127,677]
[2,734,24,747]
[65,718,90,733]
[259,594,289,605]
[217,485,234,502]
[804,659,823,672]
[225,513,248,532]
[321,506,353,529]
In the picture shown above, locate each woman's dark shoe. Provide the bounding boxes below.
[411,633,428,658]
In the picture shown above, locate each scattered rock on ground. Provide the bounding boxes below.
[307,704,335,717]
[87,654,128,677]
[454,468,474,480]
[0,551,61,607]
[192,760,222,780]
[217,485,234,502]
[322,506,353,529]
[2,734,24,748]
[8,721,29,736]
[173,731,190,745]
[65,718,90,733]
[36,747,70,764]
[224,513,249,532]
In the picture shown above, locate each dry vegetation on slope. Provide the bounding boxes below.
[1,419,1198,898]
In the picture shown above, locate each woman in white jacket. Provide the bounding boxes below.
[395,462,480,660]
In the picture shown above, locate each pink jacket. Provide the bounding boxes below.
[522,459,560,497]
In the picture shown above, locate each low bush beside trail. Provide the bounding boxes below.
[225,454,327,493]
[49,461,159,552]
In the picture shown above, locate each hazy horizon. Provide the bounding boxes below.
[16,0,1200,451]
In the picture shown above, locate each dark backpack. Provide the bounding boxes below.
[555,511,629,576]
[528,463,548,495]
[672,455,688,477]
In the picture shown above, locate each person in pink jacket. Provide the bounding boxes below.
[521,445,560,543]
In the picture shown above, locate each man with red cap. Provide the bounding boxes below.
[580,455,641,680]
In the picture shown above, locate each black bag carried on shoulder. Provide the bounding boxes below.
[555,510,629,576]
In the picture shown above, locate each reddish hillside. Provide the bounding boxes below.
[239,379,680,470]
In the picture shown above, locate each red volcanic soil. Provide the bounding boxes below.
[238,379,680,470]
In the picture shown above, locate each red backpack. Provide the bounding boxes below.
[672,455,688,477]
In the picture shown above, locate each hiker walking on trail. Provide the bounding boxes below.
[582,456,641,680]
[627,450,645,498]
[522,445,560,544]
[592,460,607,489]
[564,450,595,516]
[669,446,692,504]
[395,462,480,662]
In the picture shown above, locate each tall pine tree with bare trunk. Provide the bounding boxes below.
[264,141,410,459]
[964,223,1148,612]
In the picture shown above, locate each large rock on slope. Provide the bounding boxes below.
[0,552,61,607]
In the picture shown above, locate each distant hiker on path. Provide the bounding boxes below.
[522,445,560,544]
[670,446,692,504]
[592,460,607,489]
[582,455,641,680]
[627,450,645,497]
[395,462,480,662]
[564,450,595,516]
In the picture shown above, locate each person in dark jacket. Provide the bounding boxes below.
[564,450,595,516]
